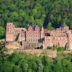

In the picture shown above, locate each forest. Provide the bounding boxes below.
[0,0,72,39]
[0,50,72,72]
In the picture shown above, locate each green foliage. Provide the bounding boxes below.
[0,26,5,39]
[57,47,65,52]
[47,22,54,30]
[0,61,14,72]
[0,0,72,29]
[53,57,63,72]
[0,51,72,72]
[42,56,51,72]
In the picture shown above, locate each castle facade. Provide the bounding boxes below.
[6,23,72,51]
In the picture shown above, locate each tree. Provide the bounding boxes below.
[0,0,72,29]
[62,59,72,72]
[12,65,21,72]
[42,56,51,72]
[0,26,5,39]
[53,57,63,72]
[0,61,14,72]
[47,22,54,30]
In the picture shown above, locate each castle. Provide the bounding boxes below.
[6,23,72,51]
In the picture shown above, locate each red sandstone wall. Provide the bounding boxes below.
[6,23,72,50]
[26,26,41,43]
[44,36,53,49]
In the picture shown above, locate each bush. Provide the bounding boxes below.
[57,47,65,52]
[0,26,5,39]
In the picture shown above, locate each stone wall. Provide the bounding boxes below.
[16,49,57,58]
[6,23,72,51]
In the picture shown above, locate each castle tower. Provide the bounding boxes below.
[6,23,15,42]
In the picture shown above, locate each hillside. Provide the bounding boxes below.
[0,0,72,29]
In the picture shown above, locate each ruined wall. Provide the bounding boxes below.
[26,26,41,43]
[44,36,53,49]
[52,36,67,47]
[6,23,72,51]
